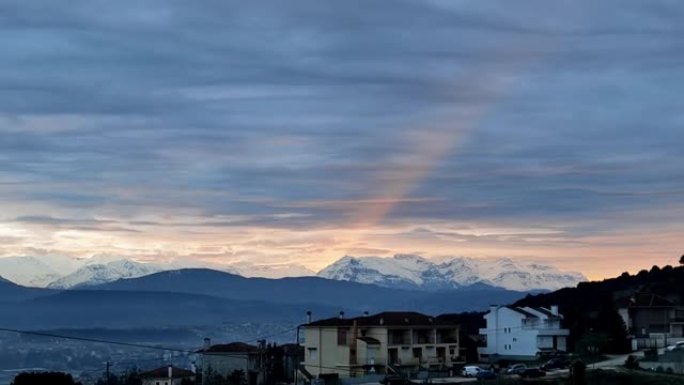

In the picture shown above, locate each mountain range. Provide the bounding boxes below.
[318,254,586,291]
[0,268,535,329]
[0,254,586,291]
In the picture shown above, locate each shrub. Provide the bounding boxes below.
[624,355,640,369]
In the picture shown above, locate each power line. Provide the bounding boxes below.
[0,326,298,356]
[0,327,195,354]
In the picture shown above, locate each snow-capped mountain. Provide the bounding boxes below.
[47,260,165,289]
[0,256,63,287]
[317,254,586,291]
[230,262,315,278]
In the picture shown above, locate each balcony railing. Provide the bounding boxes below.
[388,337,411,345]
[412,336,435,344]
[536,328,570,336]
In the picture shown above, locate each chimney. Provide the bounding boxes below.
[203,337,211,351]
[550,305,559,316]
[490,305,498,314]
[306,311,312,324]
[339,311,345,319]
[168,365,173,380]
[363,311,369,317]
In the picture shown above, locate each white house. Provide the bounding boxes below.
[478,305,569,360]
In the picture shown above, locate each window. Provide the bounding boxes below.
[513,338,517,343]
[308,347,318,360]
[337,328,349,345]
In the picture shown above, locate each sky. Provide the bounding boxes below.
[1,0,683,280]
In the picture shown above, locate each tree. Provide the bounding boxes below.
[12,372,82,385]
[595,307,631,354]
[569,360,587,385]
[227,370,245,385]
[679,254,684,266]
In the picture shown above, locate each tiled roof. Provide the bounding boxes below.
[200,342,259,353]
[140,366,194,379]
[630,292,675,308]
[307,311,455,327]
[533,307,562,320]
[505,306,539,319]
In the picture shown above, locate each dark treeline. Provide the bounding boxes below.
[515,262,684,354]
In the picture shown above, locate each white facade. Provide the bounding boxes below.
[478,305,569,360]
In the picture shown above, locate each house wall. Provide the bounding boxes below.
[304,326,351,378]
[142,377,190,385]
[304,324,459,378]
[632,308,674,337]
[200,353,260,385]
[479,306,569,360]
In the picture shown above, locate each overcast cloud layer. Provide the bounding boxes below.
[1,0,683,279]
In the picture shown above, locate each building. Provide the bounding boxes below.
[478,305,569,360]
[140,366,195,385]
[301,311,461,380]
[197,341,263,385]
[280,343,305,383]
[618,292,684,349]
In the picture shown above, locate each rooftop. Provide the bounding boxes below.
[199,342,259,354]
[307,311,458,327]
[140,366,194,379]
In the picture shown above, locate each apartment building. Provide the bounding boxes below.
[302,312,460,379]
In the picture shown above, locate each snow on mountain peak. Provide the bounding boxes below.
[47,259,164,289]
[318,254,586,291]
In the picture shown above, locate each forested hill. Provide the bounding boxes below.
[513,263,684,353]
[515,264,684,310]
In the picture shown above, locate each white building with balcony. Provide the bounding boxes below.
[302,312,461,379]
[478,305,569,360]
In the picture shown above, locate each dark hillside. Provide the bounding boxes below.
[514,264,684,353]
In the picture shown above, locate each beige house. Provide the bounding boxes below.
[302,312,460,379]
[140,366,195,385]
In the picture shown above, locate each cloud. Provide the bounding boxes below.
[1,0,683,278]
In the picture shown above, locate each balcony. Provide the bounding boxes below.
[537,328,570,336]
[412,335,435,345]
[388,336,411,345]
[395,358,421,367]
[436,336,458,344]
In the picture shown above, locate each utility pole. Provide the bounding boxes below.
[106,361,110,385]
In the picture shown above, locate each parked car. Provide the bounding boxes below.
[541,357,570,370]
[475,370,496,380]
[461,366,483,377]
[380,375,409,385]
[506,363,528,375]
[666,341,684,351]
[520,368,546,378]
